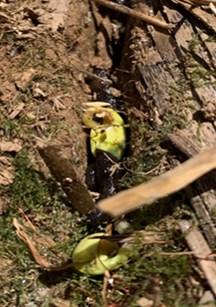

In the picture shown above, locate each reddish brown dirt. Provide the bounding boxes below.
[0,0,114,183]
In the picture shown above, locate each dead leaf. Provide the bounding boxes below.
[9,102,25,119]
[0,156,14,185]
[199,291,215,306]
[32,82,47,99]
[137,297,154,307]
[51,298,71,307]
[50,97,66,111]
[0,156,12,165]
[0,169,14,185]
[0,139,22,153]
[13,215,71,271]
[17,209,56,247]
[14,68,36,91]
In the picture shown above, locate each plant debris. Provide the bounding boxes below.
[0,139,22,153]
[0,156,15,185]
[93,0,172,29]
[13,217,52,269]
[179,220,216,296]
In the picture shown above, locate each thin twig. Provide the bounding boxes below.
[159,251,195,256]
[178,0,216,5]
[13,218,51,268]
[92,0,172,29]
[0,11,14,21]
[18,208,36,231]
[101,271,110,307]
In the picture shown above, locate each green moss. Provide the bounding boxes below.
[184,35,216,88]
[105,226,198,306]
[9,151,48,211]
[1,119,23,138]
[0,150,88,305]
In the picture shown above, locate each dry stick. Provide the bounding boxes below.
[101,271,110,307]
[177,0,216,5]
[13,218,51,268]
[92,0,172,29]
[98,146,216,216]
[13,217,75,271]
[168,131,216,247]
[179,220,216,296]
[18,207,36,231]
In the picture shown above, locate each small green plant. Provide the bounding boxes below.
[1,119,22,138]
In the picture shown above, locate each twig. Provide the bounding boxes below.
[101,271,110,307]
[92,230,166,245]
[13,217,75,271]
[160,251,216,260]
[98,146,216,216]
[0,11,14,22]
[18,208,36,231]
[101,225,112,307]
[13,218,51,268]
[159,251,195,256]
[179,220,216,296]
[177,0,216,5]
[92,0,172,29]
[168,130,216,247]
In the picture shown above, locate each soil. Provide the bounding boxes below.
[0,0,216,306]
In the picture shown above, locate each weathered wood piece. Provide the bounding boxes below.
[164,4,216,110]
[171,0,216,34]
[117,0,216,247]
[38,145,95,215]
[119,0,216,120]
[169,130,216,246]
[179,220,216,296]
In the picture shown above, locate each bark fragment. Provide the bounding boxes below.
[38,145,95,215]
